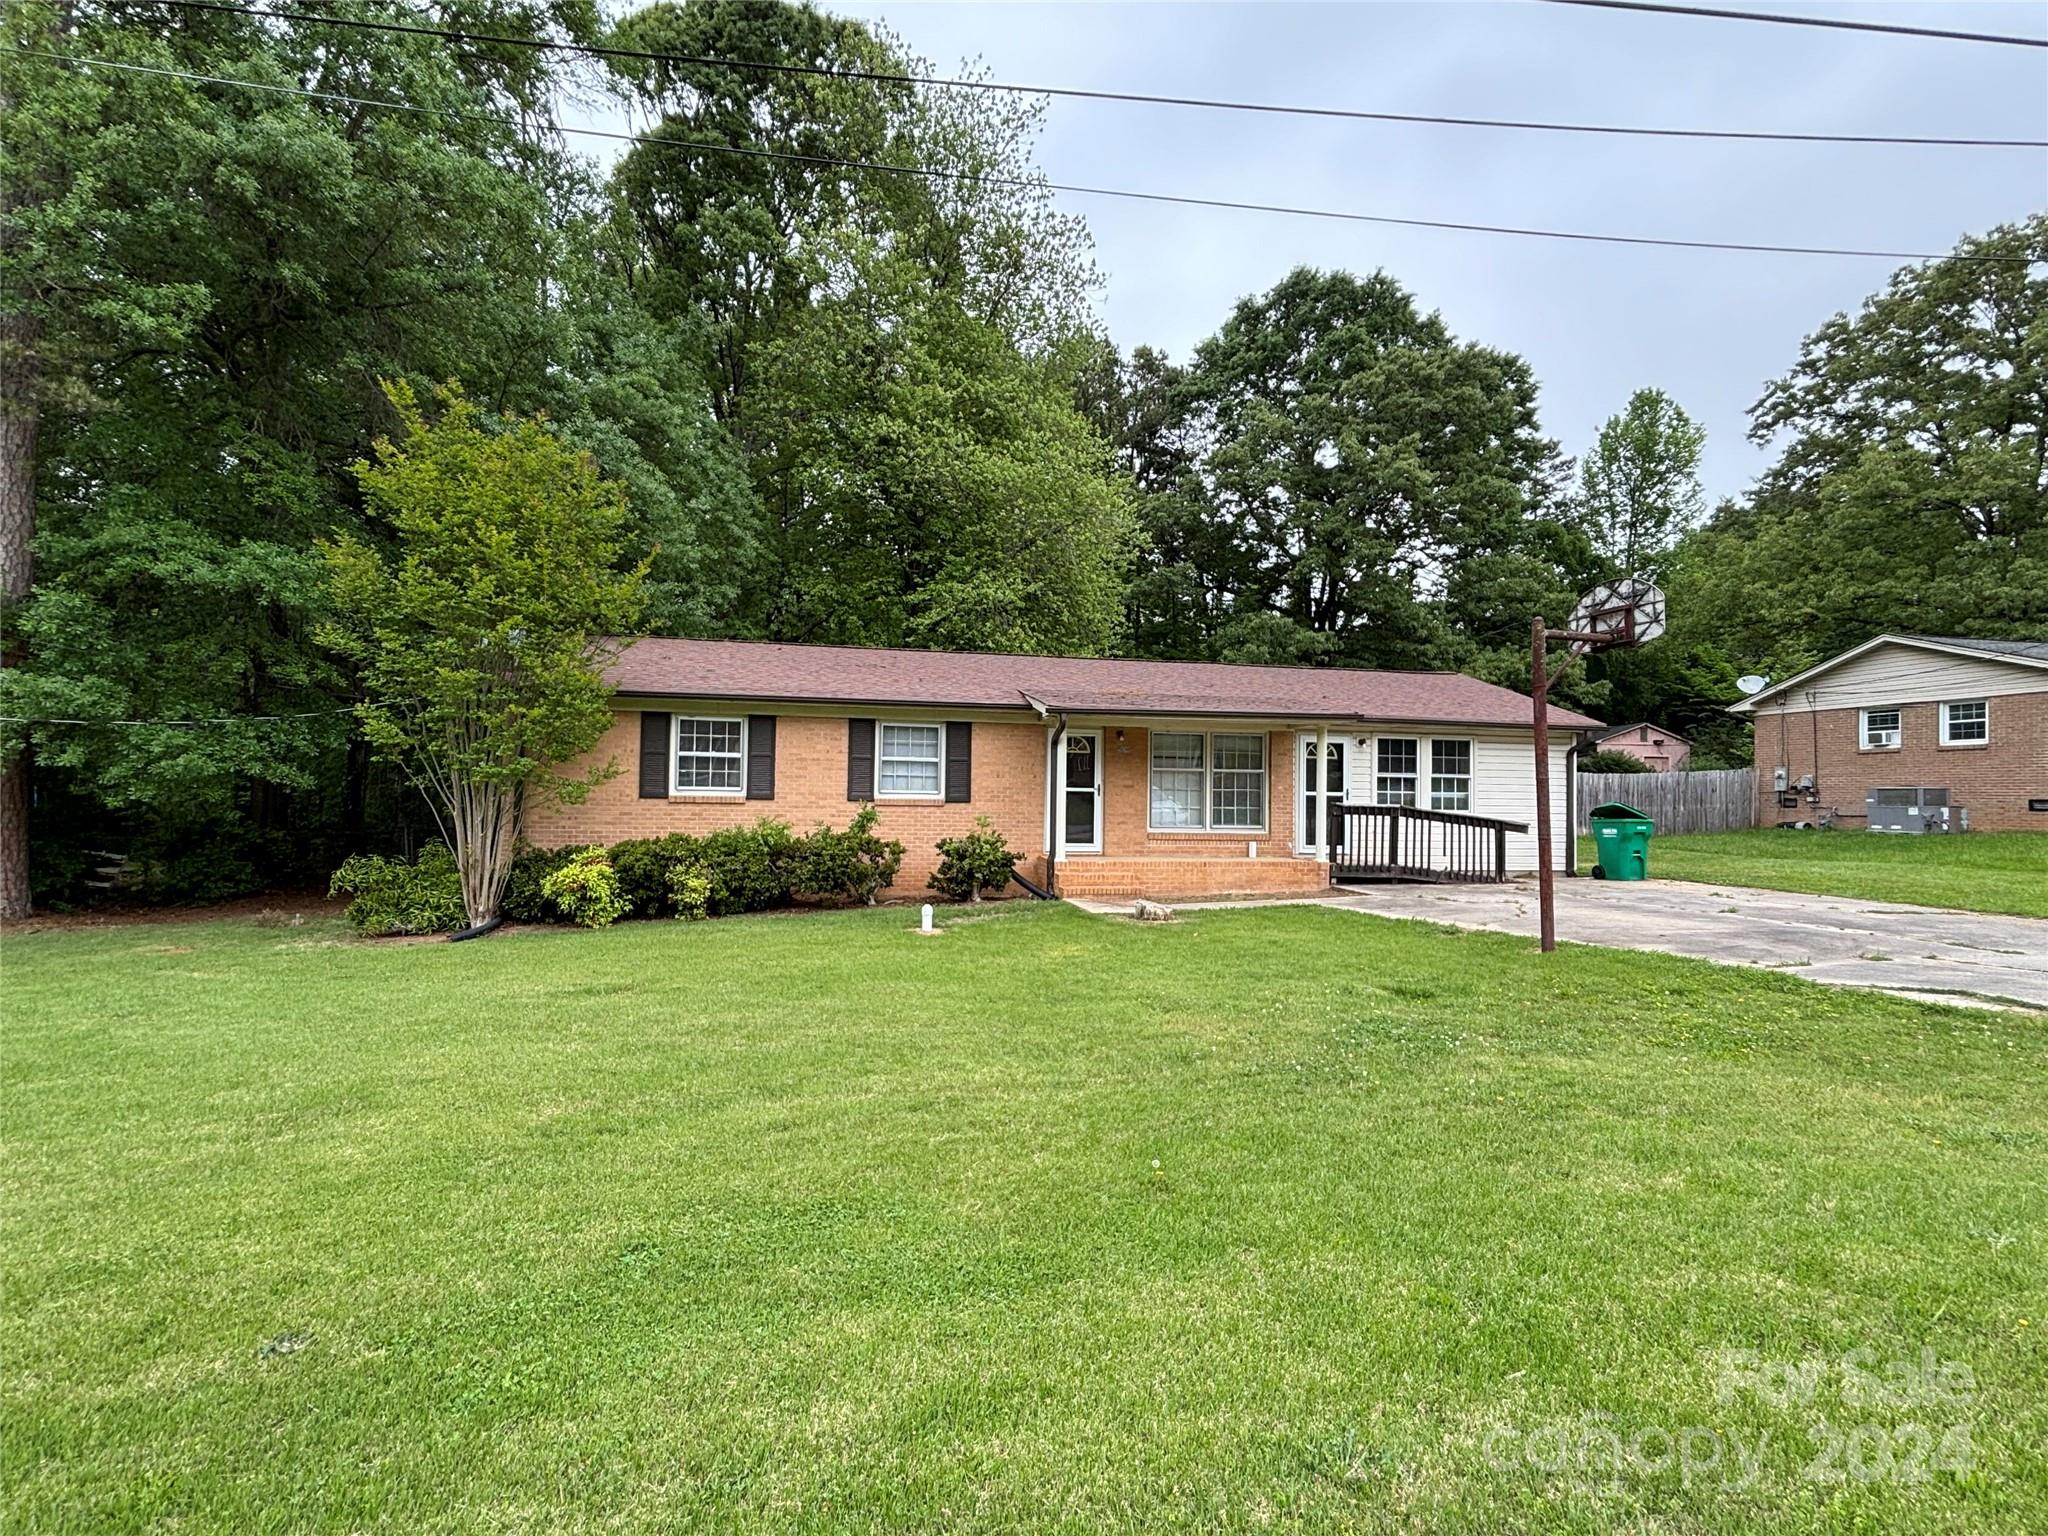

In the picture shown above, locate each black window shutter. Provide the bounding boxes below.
[638,712,671,798]
[847,718,876,801]
[746,715,776,801]
[944,721,972,802]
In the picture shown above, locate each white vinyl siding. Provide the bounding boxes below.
[1746,642,2048,714]
[877,722,944,796]
[1347,732,1570,874]
[674,716,745,794]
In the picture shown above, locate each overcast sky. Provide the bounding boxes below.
[832,0,2048,502]
[578,1,2047,503]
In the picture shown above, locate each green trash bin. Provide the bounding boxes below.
[1588,801,1654,880]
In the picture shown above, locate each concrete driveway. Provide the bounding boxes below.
[1321,878,2048,1010]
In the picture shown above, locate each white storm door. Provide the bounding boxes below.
[1061,731,1103,853]
[1295,734,1346,853]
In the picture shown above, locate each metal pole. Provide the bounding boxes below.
[1532,615,1556,954]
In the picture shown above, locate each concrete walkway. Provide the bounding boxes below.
[1073,880,2048,1010]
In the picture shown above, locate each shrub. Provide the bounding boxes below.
[788,805,903,906]
[669,862,713,921]
[1580,749,1653,775]
[539,847,630,929]
[610,832,698,918]
[930,817,1020,902]
[329,845,466,936]
[497,812,905,926]
[502,844,587,922]
[694,821,795,915]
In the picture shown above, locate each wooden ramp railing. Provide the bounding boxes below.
[1327,803,1529,884]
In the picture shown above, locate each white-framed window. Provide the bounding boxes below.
[1860,707,1901,750]
[1210,733,1267,829]
[1940,700,1988,746]
[1149,731,1207,829]
[1375,738,1418,806]
[1147,730,1268,831]
[878,722,944,796]
[674,715,745,794]
[1429,739,1473,811]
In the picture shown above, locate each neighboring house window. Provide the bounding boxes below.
[1430,740,1473,811]
[1940,700,1988,746]
[1375,738,1418,806]
[877,722,944,795]
[1861,708,1901,750]
[1150,732,1207,828]
[1210,733,1267,829]
[674,716,745,793]
[1148,731,1268,831]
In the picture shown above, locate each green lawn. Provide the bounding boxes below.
[5,903,2044,1533]
[1581,828,2048,918]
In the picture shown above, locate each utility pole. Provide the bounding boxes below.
[1532,617,1556,952]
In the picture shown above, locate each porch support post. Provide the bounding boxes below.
[1312,725,1328,861]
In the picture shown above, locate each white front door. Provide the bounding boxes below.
[1296,733,1346,853]
[1061,731,1103,854]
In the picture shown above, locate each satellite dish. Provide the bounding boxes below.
[1568,575,1667,653]
[1736,674,1770,695]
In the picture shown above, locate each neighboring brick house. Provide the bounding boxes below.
[1589,722,1691,772]
[1728,635,2048,832]
[527,639,1603,900]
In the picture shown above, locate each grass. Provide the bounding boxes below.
[1579,828,2048,918]
[5,902,2045,1533]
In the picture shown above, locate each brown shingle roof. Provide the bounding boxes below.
[606,638,1603,730]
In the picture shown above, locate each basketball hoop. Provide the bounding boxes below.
[1531,575,1668,953]
[1566,577,1668,654]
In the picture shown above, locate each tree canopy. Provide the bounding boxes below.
[6,0,2041,911]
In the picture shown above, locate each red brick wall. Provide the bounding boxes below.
[1754,694,2048,832]
[526,712,1051,897]
[1093,727,1302,859]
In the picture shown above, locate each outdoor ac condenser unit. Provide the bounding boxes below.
[1866,786,1952,834]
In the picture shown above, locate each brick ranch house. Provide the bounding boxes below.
[527,639,1602,901]
[1729,634,2048,832]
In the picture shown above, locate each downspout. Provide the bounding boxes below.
[1024,693,1066,900]
[1564,733,1583,876]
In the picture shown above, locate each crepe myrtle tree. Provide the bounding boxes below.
[323,382,646,927]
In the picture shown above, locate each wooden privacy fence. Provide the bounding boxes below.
[1575,768,1758,835]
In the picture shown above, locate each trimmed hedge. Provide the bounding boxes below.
[502,808,904,924]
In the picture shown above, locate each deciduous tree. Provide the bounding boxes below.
[322,383,645,927]
[1578,387,1707,577]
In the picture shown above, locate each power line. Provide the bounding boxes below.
[3,708,357,727]
[138,0,2046,150]
[31,51,2021,263]
[1533,0,2048,49]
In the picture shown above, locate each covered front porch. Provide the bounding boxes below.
[1041,717,1535,902]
